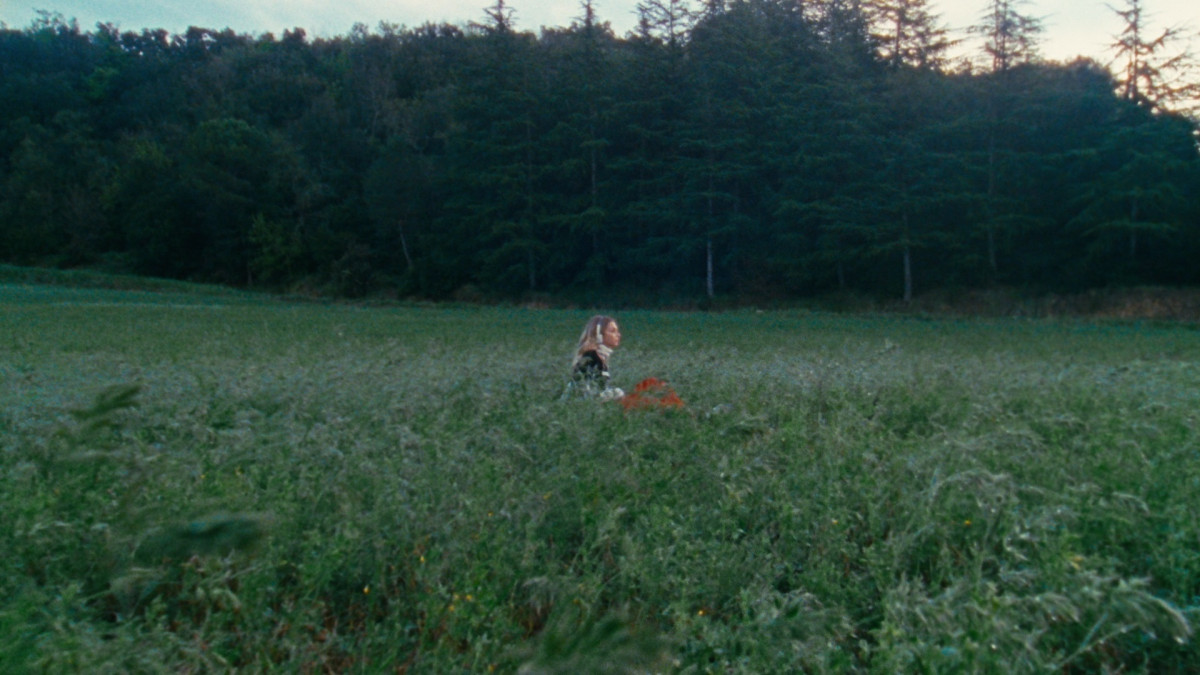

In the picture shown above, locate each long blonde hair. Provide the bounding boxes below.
[573,315,615,368]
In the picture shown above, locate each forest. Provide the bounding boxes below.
[1,0,1198,303]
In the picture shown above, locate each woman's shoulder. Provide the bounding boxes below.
[574,349,603,365]
[572,349,607,376]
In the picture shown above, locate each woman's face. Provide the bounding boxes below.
[602,320,622,349]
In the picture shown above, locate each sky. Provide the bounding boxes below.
[0,0,1195,66]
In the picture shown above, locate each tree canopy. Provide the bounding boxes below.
[1,2,1197,302]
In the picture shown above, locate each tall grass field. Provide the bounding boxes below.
[3,282,1199,672]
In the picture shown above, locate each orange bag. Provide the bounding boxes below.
[619,377,685,411]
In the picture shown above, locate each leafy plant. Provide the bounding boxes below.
[3,286,1198,671]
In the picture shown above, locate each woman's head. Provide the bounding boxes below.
[577,315,621,352]
[603,320,622,349]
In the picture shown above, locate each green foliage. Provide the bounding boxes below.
[517,612,673,674]
[1,7,1198,300]
[248,214,303,285]
[137,515,268,562]
[3,285,1200,670]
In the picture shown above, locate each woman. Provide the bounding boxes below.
[565,315,624,400]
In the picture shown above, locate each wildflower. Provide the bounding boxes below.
[963,519,972,526]
[363,586,370,595]
[697,609,706,616]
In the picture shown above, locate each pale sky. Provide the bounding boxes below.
[0,0,1194,65]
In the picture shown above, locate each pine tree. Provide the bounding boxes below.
[450,0,546,294]
[862,0,959,301]
[971,0,1041,73]
[1107,0,1199,116]
[1067,103,1196,278]
[536,0,620,289]
[606,0,696,292]
[866,0,953,70]
[968,0,1042,279]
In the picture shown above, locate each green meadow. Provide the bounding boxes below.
[3,282,1200,672]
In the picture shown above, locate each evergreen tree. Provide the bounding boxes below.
[1107,0,1199,116]
[970,0,1041,73]
[866,0,953,70]
[784,0,881,293]
[606,0,696,292]
[968,0,1043,279]
[1067,104,1197,281]
[861,71,974,301]
[863,0,958,301]
[448,1,546,294]
[536,1,621,290]
[0,7,1198,300]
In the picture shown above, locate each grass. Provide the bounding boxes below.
[3,280,1199,672]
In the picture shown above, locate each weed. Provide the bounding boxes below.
[3,284,1199,671]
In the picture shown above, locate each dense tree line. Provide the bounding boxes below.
[1,1,1198,301]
